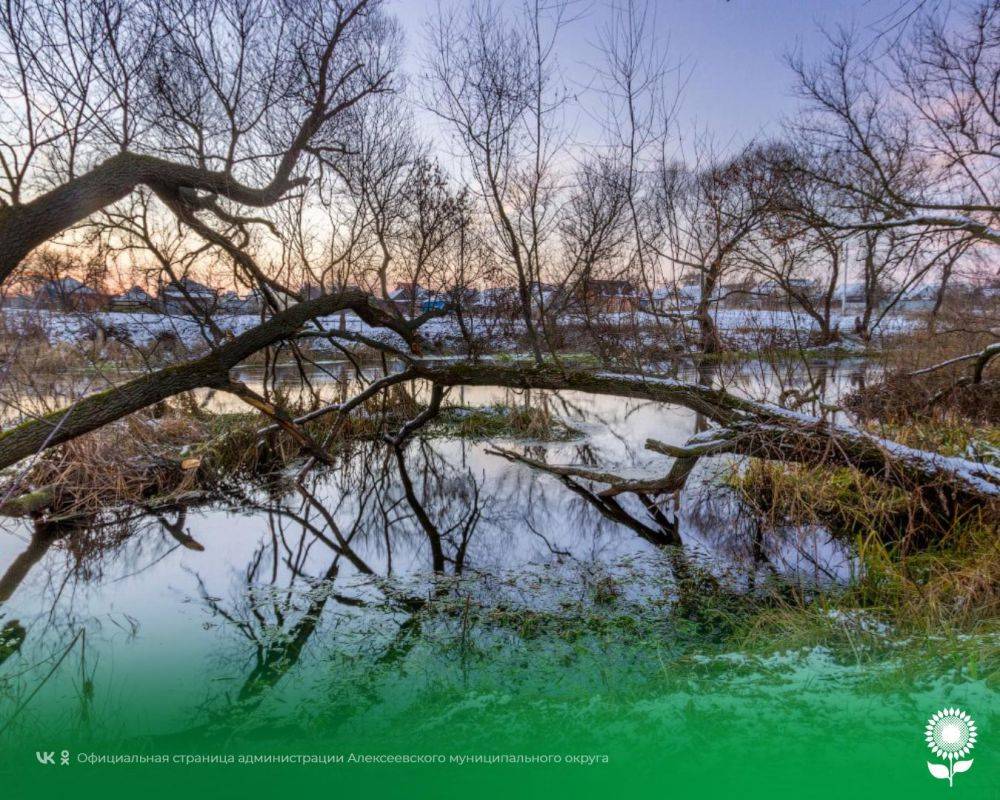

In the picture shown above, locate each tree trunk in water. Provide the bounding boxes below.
[0,290,418,471]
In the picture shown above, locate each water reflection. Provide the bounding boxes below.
[0,357,872,737]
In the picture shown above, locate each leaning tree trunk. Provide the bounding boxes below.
[0,290,422,471]
[403,362,1000,508]
[2,354,997,513]
[0,152,305,285]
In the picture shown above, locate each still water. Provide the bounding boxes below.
[0,358,994,800]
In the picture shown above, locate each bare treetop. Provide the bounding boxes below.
[0,0,395,282]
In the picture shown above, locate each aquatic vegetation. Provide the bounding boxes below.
[736,458,1000,632]
[431,404,579,441]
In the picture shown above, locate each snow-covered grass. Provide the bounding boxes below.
[0,305,918,352]
[710,307,916,336]
[0,307,440,349]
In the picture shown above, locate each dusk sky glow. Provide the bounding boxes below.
[389,0,924,149]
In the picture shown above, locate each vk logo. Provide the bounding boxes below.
[35,751,55,765]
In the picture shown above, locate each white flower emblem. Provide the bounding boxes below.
[926,708,977,786]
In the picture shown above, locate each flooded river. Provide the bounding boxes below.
[1,357,995,799]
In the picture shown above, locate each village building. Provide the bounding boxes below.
[718,279,758,307]
[897,283,938,312]
[639,286,675,312]
[159,277,218,315]
[389,282,436,314]
[33,277,106,312]
[0,292,35,310]
[299,283,324,301]
[754,278,818,308]
[557,278,639,313]
[109,286,156,313]
[218,290,262,315]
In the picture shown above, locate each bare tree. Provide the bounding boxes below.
[788,6,1000,253]
[423,0,574,364]
[397,157,470,317]
[654,146,772,354]
[0,0,394,284]
[593,0,679,322]
[334,92,416,301]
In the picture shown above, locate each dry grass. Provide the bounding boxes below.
[737,438,1000,632]
[720,327,1000,638]
[848,374,1000,425]
[848,327,1000,424]
[9,414,206,515]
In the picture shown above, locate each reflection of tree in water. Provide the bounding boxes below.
[0,359,860,732]
[192,438,492,713]
[0,522,65,605]
[187,430,753,725]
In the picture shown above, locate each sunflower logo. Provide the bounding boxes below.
[925,708,977,786]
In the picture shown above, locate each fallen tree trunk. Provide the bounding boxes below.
[407,363,753,423]
[405,362,1000,506]
[1,355,996,512]
[649,422,1000,507]
[0,486,56,517]
[0,290,423,472]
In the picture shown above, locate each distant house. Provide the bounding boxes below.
[759,278,816,295]
[667,275,708,307]
[160,277,218,315]
[109,286,156,313]
[568,278,639,313]
[300,283,324,301]
[299,283,367,303]
[679,283,704,306]
[448,287,479,311]
[218,290,262,315]
[754,278,817,307]
[840,281,889,312]
[719,280,758,306]
[786,277,817,294]
[528,281,564,310]
[529,281,558,296]
[473,287,505,308]
[34,277,105,312]
[0,293,34,310]
[389,282,431,315]
[944,281,994,302]
[841,282,871,305]
[899,283,938,312]
[473,286,520,317]
[639,286,675,312]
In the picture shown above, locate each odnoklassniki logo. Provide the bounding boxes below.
[926,709,977,787]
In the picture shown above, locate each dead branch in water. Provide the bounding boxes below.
[1,356,996,526]
[405,361,999,508]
